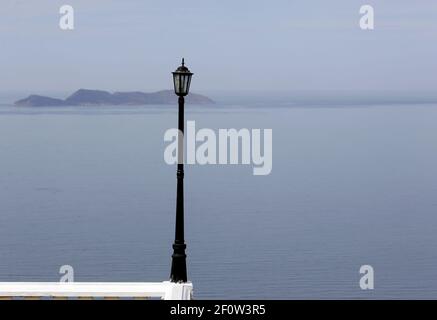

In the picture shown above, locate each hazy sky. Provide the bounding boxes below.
[1,0,436,94]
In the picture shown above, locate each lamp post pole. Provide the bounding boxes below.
[170,95,187,283]
[170,59,193,283]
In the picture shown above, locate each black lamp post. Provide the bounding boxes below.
[170,58,193,283]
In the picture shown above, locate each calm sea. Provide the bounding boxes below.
[0,98,437,299]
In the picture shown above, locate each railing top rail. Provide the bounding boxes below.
[0,281,193,300]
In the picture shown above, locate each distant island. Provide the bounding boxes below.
[15,89,215,107]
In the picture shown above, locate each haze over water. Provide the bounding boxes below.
[1,96,437,299]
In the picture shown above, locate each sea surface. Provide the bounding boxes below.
[0,97,437,299]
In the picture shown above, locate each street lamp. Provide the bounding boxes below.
[170,58,193,283]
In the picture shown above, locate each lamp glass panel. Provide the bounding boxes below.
[173,74,180,94]
[182,75,188,94]
[186,76,192,94]
[178,74,183,94]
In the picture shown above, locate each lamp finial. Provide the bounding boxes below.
[182,58,185,66]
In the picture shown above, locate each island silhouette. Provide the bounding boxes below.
[15,89,214,106]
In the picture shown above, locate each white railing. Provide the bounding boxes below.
[0,281,193,300]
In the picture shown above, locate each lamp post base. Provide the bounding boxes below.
[170,243,187,283]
